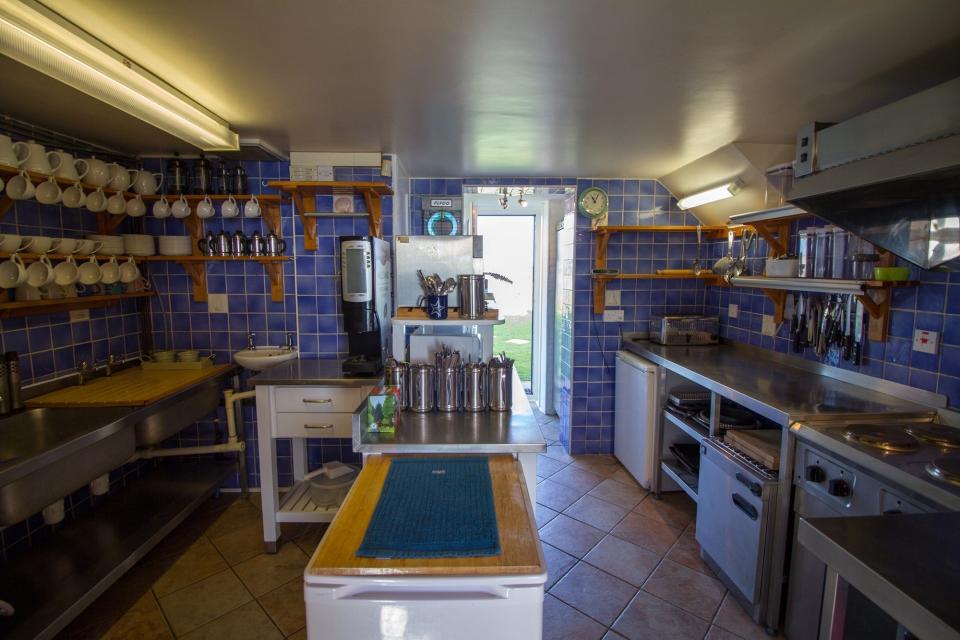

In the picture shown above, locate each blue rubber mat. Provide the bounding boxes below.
[356,457,501,558]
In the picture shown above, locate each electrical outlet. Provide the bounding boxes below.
[728,303,739,319]
[69,309,90,323]
[604,289,621,306]
[761,314,777,336]
[603,309,625,322]
[913,329,939,354]
[208,293,228,314]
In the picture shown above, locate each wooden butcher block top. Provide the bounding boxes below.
[306,454,545,577]
[26,364,235,407]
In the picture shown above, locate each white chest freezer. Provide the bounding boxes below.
[303,454,546,640]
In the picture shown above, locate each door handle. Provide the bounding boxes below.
[302,398,333,404]
[304,423,334,430]
[735,472,762,497]
[732,493,758,520]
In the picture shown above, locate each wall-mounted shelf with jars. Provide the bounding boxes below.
[267,181,394,249]
[0,291,155,319]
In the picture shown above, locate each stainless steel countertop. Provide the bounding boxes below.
[798,513,960,640]
[623,339,935,426]
[249,358,382,387]
[354,370,546,454]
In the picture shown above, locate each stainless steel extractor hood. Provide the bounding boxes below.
[788,77,960,270]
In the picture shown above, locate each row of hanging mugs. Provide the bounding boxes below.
[153,194,261,219]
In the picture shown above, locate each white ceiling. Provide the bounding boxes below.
[8,0,960,176]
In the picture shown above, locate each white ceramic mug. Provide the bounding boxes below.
[152,195,171,218]
[107,163,132,191]
[47,150,80,181]
[221,195,239,218]
[0,134,20,167]
[171,195,191,218]
[75,157,111,187]
[85,187,108,213]
[74,239,102,256]
[131,169,163,196]
[125,194,146,217]
[0,234,32,253]
[119,256,140,283]
[35,176,63,205]
[243,195,261,218]
[196,195,215,219]
[14,284,42,301]
[52,237,79,254]
[5,171,36,200]
[15,141,52,175]
[25,254,55,287]
[62,182,86,209]
[106,191,127,215]
[53,255,79,285]
[26,236,54,253]
[0,254,28,288]
[77,255,101,285]
[99,255,120,284]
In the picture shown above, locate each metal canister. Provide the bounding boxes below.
[487,360,513,411]
[462,362,487,412]
[457,274,487,319]
[409,363,436,413]
[436,366,461,412]
[384,358,409,411]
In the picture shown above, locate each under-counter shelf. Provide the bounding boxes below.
[663,409,708,443]
[660,459,698,503]
[0,291,154,319]
[276,478,341,524]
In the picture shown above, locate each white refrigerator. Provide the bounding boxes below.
[614,350,659,489]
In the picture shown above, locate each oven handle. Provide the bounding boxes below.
[732,493,758,520]
[735,472,762,497]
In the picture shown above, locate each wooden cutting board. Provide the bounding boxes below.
[306,454,544,577]
[26,364,234,407]
[725,429,781,470]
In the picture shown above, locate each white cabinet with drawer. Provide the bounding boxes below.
[255,379,374,552]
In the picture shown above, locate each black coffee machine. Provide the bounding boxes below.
[340,236,392,376]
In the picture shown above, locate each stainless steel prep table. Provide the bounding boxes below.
[799,513,960,640]
[621,338,940,631]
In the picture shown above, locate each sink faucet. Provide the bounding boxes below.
[247,332,256,351]
[285,332,295,351]
[77,361,91,385]
[103,354,117,377]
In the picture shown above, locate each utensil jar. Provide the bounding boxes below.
[457,274,487,319]
[487,360,513,411]
[384,359,410,411]
[436,366,461,412]
[462,362,487,412]
[409,363,436,413]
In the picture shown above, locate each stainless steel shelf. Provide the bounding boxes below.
[728,275,911,294]
[660,459,698,503]
[663,409,708,443]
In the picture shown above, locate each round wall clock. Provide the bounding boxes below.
[578,186,609,220]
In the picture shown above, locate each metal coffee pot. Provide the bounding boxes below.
[232,165,248,195]
[192,154,213,194]
[198,230,217,256]
[166,153,187,195]
[265,231,286,256]
[230,230,249,256]
[216,162,230,195]
[249,230,267,256]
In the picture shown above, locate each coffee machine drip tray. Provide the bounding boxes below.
[342,355,383,376]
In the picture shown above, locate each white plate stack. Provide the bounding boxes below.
[88,234,124,256]
[122,234,156,256]
[157,235,193,256]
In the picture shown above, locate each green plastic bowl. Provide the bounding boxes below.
[873,266,910,281]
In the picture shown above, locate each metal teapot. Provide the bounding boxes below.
[249,230,267,256]
[198,230,217,256]
[230,230,249,256]
[265,231,286,256]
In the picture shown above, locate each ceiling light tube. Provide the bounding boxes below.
[677,179,743,210]
[0,0,238,151]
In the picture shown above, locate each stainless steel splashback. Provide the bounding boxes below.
[393,236,484,308]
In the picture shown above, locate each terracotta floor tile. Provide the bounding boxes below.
[550,466,606,492]
[543,444,576,464]
[542,542,578,590]
[542,593,608,640]
[288,629,308,640]
[712,592,781,640]
[563,495,629,532]
[610,468,643,488]
[293,523,329,556]
[210,522,267,566]
[583,535,661,587]
[611,591,711,640]
[610,512,684,555]
[665,530,715,578]
[571,454,622,478]
[537,478,590,512]
[234,542,309,597]
[180,600,283,640]
[588,478,648,510]
[101,591,172,640]
[158,569,253,637]
[538,454,569,478]
[258,576,306,637]
[538,514,606,558]
[550,561,638,626]
[152,537,228,598]
[705,625,745,640]
[204,500,263,540]
[633,492,696,530]
[536,503,560,528]
[642,559,726,621]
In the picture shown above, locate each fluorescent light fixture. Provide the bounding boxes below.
[677,179,743,210]
[0,0,238,151]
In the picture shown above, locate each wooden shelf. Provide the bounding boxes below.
[0,292,154,319]
[592,273,720,281]
[594,225,728,236]
[268,180,394,249]
[138,255,290,262]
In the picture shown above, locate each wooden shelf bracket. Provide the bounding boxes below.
[857,288,891,342]
[95,211,128,235]
[175,261,208,303]
[752,221,792,257]
[260,261,285,302]
[762,289,787,324]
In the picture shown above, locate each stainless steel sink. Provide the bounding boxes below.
[0,407,136,526]
[134,379,221,446]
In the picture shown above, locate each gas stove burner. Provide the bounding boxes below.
[842,424,920,453]
[926,457,960,486]
[905,425,960,450]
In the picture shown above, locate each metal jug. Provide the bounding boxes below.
[192,154,213,194]
[216,162,230,195]
[384,357,409,411]
[230,231,249,256]
[249,230,267,256]
[457,274,487,319]
[198,230,217,256]
[232,165,248,195]
[215,230,231,256]
[166,153,187,195]
[265,231,286,256]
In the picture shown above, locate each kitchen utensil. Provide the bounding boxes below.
[15,141,51,175]
[106,191,127,215]
[463,362,487,412]
[693,224,703,275]
[5,171,36,200]
[46,150,80,181]
[436,365,460,412]
[52,255,79,286]
[171,195,191,218]
[85,187,108,213]
[232,165,248,195]
[130,167,163,195]
[62,182,86,208]
[125,194,147,217]
[76,157,111,187]
[384,358,410,411]
[248,230,266,256]
[873,266,910,281]
[230,230,249,256]
[221,194,239,217]
[191,154,213,194]
[457,274,487,319]
[0,234,31,253]
[216,162,230,195]
[35,176,62,205]
[166,153,188,195]
[119,257,140,283]
[198,231,217,256]
[77,256,101,285]
[243,195,261,217]
[442,277,457,295]
[151,194,171,218]
[107,162,132,191]
[713,229,735,275]
[0,254,28,288]
[421,294,449,320]
[265,231,286,256]
[99,256,120,285]
[196,195,215,218]
[409,363,436,413]
[487,355,513,411]
[727,227,757,282]
[852,299,864,365]
[216,231,231,256]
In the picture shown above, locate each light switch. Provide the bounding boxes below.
[913,329,939,354]
[604,289,621,306]
[603,309,625,322]
[728,303,739,319]
[208,294,228,314]
[761,314,776,336]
